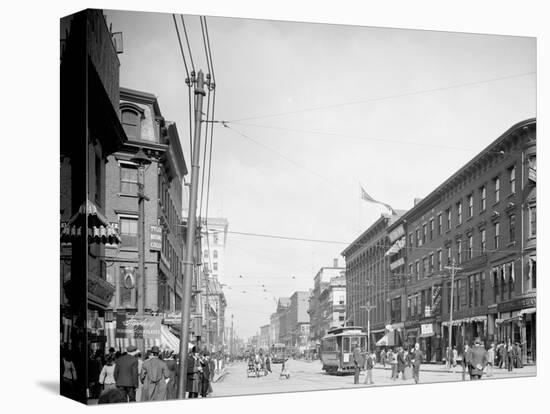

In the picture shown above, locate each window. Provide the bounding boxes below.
[415,260,420,279]
[120,164,138,194]
[213,250,218,259]
[467,194,473,218]
[469,275,474,307]
[457,201,463,225]
[416,229,421,247]
[213,232,219,244]
[474,273,480,307]
[455,280,461,310]
[509,166,516,194]
[437,214,443,235]
[494,177,500,203]
[528,155,537,182]
[494,222,500,249]
[446,209,452,230]
[408,233,414,249]
[422,224,427,244]
[429,219,434,240]
[446,281,452,313]
[480,273,485,305]
[213,262,218,271]
[529,205,536,237]
[467,235,473,260]
[429,253,434,273]
[480,229,486,253]
[509,214,516,242]
[457,240,462,263]
[120,216,138,248]
[437,250,442,271]
[423,256,429,276]
[121,109,141,139]
[446,246,452,266]
[408,264,413,280]
[480,186,486,211]
[95,155,102,206]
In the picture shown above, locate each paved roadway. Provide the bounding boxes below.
[211,360,536,398]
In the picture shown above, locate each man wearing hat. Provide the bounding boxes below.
[140,345,168,401]
[467,338,488,380]
[114,345,139,402]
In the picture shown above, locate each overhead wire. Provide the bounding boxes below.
[180,15,195,73]
[228,71,536,123]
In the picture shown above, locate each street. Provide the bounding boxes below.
[212,360,536,397]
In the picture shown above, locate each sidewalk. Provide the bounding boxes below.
[213,366,229,383]
[373,363,536,376]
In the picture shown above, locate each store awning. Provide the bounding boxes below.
[376,333,395,346]
[442,315,487,327]
[61,199,121,244]
[520,307,536,316]
[419,332,435,338]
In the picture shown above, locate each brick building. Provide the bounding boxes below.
[103,87,188,335]
[342,213,404,350]
[385,118,536,363]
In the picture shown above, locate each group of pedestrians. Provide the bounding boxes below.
[353,343,424,386]
[88,344,217,404]
[247,350,272,377]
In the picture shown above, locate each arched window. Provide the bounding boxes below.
[120,103,144,140]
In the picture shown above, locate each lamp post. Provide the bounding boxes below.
[131,148,151,351]
[360,302,376,352]
[444,259,462,369]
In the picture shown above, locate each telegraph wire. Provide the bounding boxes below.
[171,14,190,78]
[228,71,536,123]
[199,16,212,80]
[180,15,195,73]
[203,16,216,84]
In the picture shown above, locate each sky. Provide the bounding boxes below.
[104,9,536,339]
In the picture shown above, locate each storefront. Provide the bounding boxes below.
[418,322,443,362]
[442,315,487,355]
[496,297,536,364]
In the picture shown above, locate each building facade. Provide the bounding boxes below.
[386,119,536,363]
[287,291,310,349]
[60,9,127,403]
[308,259,346,345]
[275,297,291,344]
[342,213,404,350]
[103,87,188,340]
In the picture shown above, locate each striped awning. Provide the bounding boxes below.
[61,199,120,244]
[105,322,182,353]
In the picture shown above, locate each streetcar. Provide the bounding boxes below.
[320,326,367,374]
[271,343,287,364]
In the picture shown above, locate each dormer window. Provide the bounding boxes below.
[120,103,144,140]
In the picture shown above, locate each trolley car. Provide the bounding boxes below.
[271,343,287,364]
[320,326,367,374]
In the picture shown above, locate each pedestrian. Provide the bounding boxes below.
[140,345,167,401]
[513,342,523,368]
[364,352,374,385]
[113,345,139,402]
[98,354,117,392]
[411,343,423,384]
[187,346,201,398]
[380,348,386,368]
[486,343,495,377]
[506,340,514,372]
[61,349,77,399]
[452,346,458,371]
[461,344,471,381]
[135,351,144,402]
[265,353,272,374]
[397,347,406,380]
[388,348,397,380]
[468,338,487,380]
[498,342,506,369]
[352,344,363,384]
[164,351,178,400]
[200,351,212,398]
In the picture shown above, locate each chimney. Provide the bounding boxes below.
[333,258,339,268]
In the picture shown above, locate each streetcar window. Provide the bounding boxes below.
[360,337,366,351]
[343,337,350,353]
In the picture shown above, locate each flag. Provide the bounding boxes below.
[360,184,395,214]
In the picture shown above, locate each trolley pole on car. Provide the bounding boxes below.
[177,70,206,399]
[444,259,462,370]
[360,302,376,353]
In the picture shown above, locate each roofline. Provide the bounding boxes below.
[341,213,398,257]
[400,118,535,223]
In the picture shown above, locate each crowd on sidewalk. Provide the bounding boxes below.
[62,344,222,404]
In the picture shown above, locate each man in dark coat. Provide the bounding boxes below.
[352,345,364,384]
[114,345,139,402]
[140,345,168,401]
[397,347,406,380]
[187,346,201,398]
[467,338,488,380]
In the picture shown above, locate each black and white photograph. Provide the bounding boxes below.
[56,5,540,405]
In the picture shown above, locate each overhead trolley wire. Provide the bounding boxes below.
[228,71,536,123]
[180,15,195,73]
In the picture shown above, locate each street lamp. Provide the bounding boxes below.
[130,148,151,321]
[360,302,376,353]
[444,259,462,370]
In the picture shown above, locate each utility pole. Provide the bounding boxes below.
[444,259,462,370]
[360,302,376,352]
[230,314,234,356]
[177,70,206,399]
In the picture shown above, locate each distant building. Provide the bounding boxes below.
[259,324,270,350]
[288,291,311,349]
[276,297,291,344]
[308,259,346,344]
